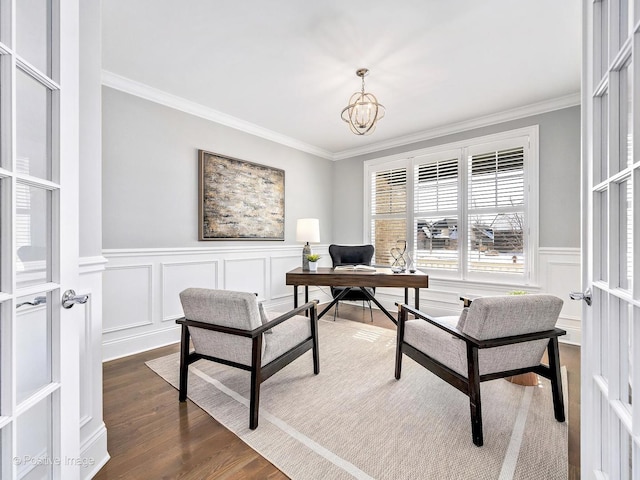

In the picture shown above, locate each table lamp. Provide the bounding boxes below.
[296,218,320,271]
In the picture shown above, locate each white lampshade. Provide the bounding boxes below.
[296,218,320,243]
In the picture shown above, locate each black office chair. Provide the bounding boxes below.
[328,244,375,321]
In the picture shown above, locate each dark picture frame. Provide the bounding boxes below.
[198,150,285,240]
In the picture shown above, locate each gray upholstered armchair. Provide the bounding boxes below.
[177,288,320,429]
[395,294,566,446]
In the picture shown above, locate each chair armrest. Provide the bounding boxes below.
[253,300,319,335]
[176,300,319,338]
[398,304,566,348]
[175,317,254,337]
[399,304,466,340]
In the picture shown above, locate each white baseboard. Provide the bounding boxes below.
[102,325,181,362]
[80,423,109,480]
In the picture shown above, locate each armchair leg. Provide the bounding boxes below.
[395,307,406,380]
[311,307,320,375]
[179,325,190,402]
[467,345,483,447]
[548,337,566,422]
[249,335,263,429]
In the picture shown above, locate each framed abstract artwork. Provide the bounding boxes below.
[198,150,285,240]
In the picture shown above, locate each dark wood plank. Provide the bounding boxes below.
[95,302,580,479]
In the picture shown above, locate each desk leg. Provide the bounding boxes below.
[415,288,420,310]
[305,286,309,304]
[293,286,298,308]
[359,287,397,324]
[404,288,409,305]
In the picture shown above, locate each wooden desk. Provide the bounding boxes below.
[286,267,429,324]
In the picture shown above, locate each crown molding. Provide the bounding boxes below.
[102,70,580,163]
[331,93,581,161]
[101,70,334,160]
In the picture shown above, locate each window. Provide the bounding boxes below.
[365,127,538,283]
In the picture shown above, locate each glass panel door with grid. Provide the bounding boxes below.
[582,0,639,478]
[0,0,83,478]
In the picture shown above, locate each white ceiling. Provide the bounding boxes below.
[101,1,581,159]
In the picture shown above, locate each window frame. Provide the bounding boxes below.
[363,125,539,286]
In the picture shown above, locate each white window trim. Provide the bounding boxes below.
[363,125,539,287]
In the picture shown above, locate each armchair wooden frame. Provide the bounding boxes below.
[395,304,566,446]
[177,300,320,429]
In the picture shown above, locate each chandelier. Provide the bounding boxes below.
[341,68,385,135]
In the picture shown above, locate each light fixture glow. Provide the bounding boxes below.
[341,68,385,135]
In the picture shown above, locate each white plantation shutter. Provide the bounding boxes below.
[365,127,535,282]
[469,147,524,209]
[414,158,459,271]
[468,147,525,274]
[371,167,407,266]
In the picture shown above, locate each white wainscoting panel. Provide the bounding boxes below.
[270,255,300,299]
[161,260,218,322]
[103,264,153,333]
[224,257,267,298]
[78,256,109,479]
[102,245,329,360]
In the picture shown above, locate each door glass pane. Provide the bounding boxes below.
[15,292,50,403]
[600,293,610,379]
[415,217,458,271]
[621,424,632,479]
[16,0,50,75]
[15,185,50,288]
[596,92,609,184]
[620,300,632,409]
[598,0,609,80]
[596,189,609,281]
[16,70,51,181]
[600,392,609,473]
[16,397,52,480]
[619,180,633,290]
[619,64,633,172]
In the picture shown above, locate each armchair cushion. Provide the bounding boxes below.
[263,315,313,364]
[404,295,563,377]
[179,288,264,366]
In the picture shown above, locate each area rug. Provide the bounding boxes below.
[147,318,568,480]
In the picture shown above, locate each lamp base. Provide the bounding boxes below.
[302,243,311,271]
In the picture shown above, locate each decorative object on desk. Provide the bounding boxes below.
[296,218,320,271]
[390,239,407,273]
[198,150,284,240]
[334,264,376,271]
[306,254,320,272]
[406,250,416,273]
[508,290,528,295]
[341,68,385,136]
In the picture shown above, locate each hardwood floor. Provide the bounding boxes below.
[94,303,580,479]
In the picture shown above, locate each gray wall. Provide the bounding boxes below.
[102,87,333,248]
[333,106,581,248]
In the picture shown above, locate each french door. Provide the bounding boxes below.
[0,0,82,479]
[582,0,640,478]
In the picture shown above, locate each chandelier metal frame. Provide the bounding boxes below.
[340,68,385,136]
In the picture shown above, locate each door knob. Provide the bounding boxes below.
[16,296,47,309]
[569,287,592,306]
[62,289,89,309]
